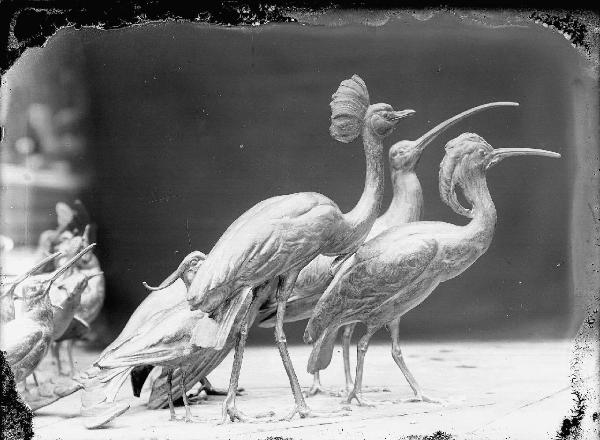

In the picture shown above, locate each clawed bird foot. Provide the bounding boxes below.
[304,384,332,397]
[281,405,349,421]
[398,394,445,405]
[203,385,245,397]
[345,391,376,407]
[219,397,274,424]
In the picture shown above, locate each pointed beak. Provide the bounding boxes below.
[45,243,97,291]
[487,147,561,169]
[390,109,416,121]
[86,271,104,281]
[418,102,519,153]
[4,251,63,297]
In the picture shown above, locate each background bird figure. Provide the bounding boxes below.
[1,252,63,325]
[258,101,519,397]
[185,74,415,422]
[304,133,560,407]
[1,245,95,389]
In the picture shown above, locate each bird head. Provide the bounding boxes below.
[0,251,63,299]
[142,250,206,292]
[16,244,95,308]
[329,75,414,143]
[439,133,561,217]
[389,102,520,173]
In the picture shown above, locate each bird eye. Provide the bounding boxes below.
[479,150,486,157]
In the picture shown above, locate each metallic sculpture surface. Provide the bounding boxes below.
[258,102,519,397]
[304,133,560,406]
[185,75,415,422]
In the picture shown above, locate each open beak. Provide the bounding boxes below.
[390,109,416,121]
[3,251,63,298]
[44,243,97,292]
[418,102,519,153]
[487,147,561,169]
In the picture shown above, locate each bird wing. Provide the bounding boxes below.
[257,254,335,326]
[94,303,199,368]
[0,319,44,366]
[189,192,341,305]
[305,230,438,342]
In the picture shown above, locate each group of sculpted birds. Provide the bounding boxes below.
[1,74,560,430]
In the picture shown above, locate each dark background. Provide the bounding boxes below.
[2,15,586,345]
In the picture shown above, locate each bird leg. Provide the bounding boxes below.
[274,272,313,420]
[346,326,377,407]
[180,367,194,422]
[166,369,177,421]
[52,342,64,377]
[388,318,442,404]
[221,317,252,423]
[67,340,76,377]
[305,371,326,396]
[342,324,356,394]
[32,371,40,387]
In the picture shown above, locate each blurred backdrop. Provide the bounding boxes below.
[1,14,594,346]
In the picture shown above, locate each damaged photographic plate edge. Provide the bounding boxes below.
[0,4,597,440]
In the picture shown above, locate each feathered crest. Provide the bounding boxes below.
[439,133,491,218]
[329,75,370,143]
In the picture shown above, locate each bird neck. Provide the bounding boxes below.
[342,127,385,243]
[381,169,423,225]
[463,172,497,245]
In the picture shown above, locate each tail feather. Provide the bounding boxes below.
[307,326,338,374]
[80,366,133,413]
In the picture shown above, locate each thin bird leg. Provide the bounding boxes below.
[67,340,76,377]
[305,371,325,396]
[180,367,194,422]
[166,368,177,421]
[221,317,250,423]
[342,323,357,393]
[346,326,378,407]
[52,342,63,376]
[388,318,442,404]
[32,371,40,387]
[274,272,312,420]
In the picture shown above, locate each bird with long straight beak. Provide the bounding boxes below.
[186,74,415,422]
[304,133,560,407]
[258,102,519,397]
[1,245,95,385]
[1,252,63,324]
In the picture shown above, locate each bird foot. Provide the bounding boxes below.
[189,390,208,404]
[304,384,326,397]
[345,391,376,407]
[398,394,445,405]
[281,405,348,421]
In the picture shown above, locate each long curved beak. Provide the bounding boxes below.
[142,267,181,292]
[86,271,104,281]
[418,102,519,152]
[487,147,561,169]
[46,243,97,290]
[390,109,416,120]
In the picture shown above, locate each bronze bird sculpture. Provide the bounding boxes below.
[304,133,560,406]
[258,102,519,397]
[0,246,94,385]
[51,227,106,376]
[78,251,209,428]
[185,75,415,422]
[1,252,63,324]
[50,267,103,376]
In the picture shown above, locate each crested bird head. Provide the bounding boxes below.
[439,133,561,217]
[329,75,414,143]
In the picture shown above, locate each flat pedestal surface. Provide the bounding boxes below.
[32,340,574,440]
